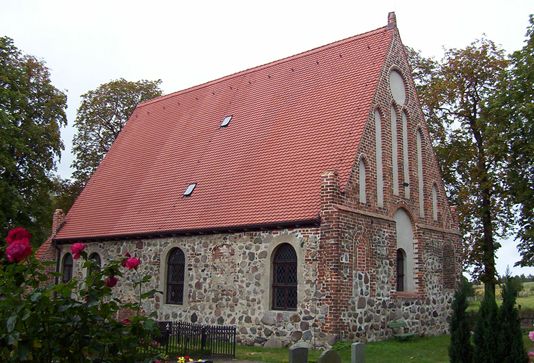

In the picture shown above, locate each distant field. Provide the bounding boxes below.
[468,281,534,312]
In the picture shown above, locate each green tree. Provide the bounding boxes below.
[72,78,162,185]
[0,36,67,244]
[50,176,83,216]
[449,278,473,363]
[409,39,511,294]
[473,289,500,363]
[491,15,534,267]
[498,274,528,363]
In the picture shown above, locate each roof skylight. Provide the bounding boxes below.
[220,115,232,127]
[183,183,197,197]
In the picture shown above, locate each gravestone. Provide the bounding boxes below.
[317,349,341,363]
[351,342,365,363]
[289,341,309,363]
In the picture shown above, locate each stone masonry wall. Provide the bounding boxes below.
[60,227,339,347]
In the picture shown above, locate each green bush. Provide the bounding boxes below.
[0,228,161,362]
[499,276,528,363]
[449,278,473,363]
[473,289,500,363]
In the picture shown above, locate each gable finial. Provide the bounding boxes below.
[387,12,397,29]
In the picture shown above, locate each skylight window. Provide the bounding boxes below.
[183,183,197,197]
[220,115,232,127]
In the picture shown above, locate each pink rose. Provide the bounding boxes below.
[6,238,32,262]
[124,257,141,270]
[121,318,131,325]
[71,242,86,260]
[121,252,131,267]
[529,330,534,342]
[104,276,118,287]
[6,227,31,245]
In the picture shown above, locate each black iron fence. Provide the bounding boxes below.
[152,321,236,358]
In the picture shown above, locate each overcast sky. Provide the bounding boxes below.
[1,0,532,277]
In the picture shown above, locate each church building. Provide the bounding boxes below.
[38,13,461,346]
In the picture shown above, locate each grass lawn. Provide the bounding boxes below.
[236,335,450,363]
[234,333,534,363]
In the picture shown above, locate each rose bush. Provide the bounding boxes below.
[71,242,86,259]
[0,227,162,362]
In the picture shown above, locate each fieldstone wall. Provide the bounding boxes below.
[61,227,338,347]
[337,210,458,342]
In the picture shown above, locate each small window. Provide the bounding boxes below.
[88,253,102,275]
[62,253,73,283]
[220,115,232,127]
[396,248,406,291]
[272,243,297,311]
[183,183,196,196]
[166,248,185,305]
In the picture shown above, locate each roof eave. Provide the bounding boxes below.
[52,217,321,244]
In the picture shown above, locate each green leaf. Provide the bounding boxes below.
[141,289,158,299]
[32,339,42,349]
[6,315,16,333]
[30,291,42,302]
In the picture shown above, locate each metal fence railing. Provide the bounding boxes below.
[152,321,236,359]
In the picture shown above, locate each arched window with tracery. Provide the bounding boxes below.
[62,253,73,283]
[272,243,297,311]
[166,248,185,305]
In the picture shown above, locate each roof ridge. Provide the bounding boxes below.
[138,25,390,108]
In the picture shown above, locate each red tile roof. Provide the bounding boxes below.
[35,238,55,261]
[55,25,394,241]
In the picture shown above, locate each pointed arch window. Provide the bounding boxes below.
[402,111,410,198]
[374,110,384,207]
[272,243,297,311]
[391,107,399,195]
[62,253,73,283]
[395,209,415,291]
[166,248,185,305]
